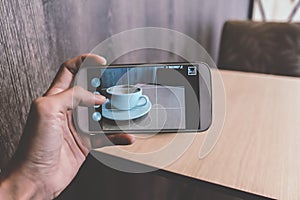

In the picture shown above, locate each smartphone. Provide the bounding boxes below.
[74,62,212,134]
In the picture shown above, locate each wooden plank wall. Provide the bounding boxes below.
[0,0,249,169]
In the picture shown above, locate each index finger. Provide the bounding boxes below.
[44,54,106,96]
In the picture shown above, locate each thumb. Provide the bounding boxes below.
[52,86,106,111]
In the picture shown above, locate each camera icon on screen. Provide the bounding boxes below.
[188,66,197,76]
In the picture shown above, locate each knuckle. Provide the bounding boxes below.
[32,97,53,112]
[32,97,46,108]
[72,86,85,94]
[73,85,83,91]
[31,97,61,118]
[71,86,88,102]
[60,60,71,69]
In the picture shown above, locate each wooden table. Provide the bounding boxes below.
[95,70,300,200]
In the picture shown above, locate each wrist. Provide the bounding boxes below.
[0,169,45,200]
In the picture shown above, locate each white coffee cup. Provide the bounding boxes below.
[106,85,148,110]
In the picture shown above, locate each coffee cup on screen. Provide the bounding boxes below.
[106,85,148,110]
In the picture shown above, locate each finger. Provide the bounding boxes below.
[107,134,136,145]
[45,54,106,96]
[66,111,90,156]
[50,86,106,111]
[90,133,136,149]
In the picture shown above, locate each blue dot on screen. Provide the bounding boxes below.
[92,112,102,121]
[91,78,101,87]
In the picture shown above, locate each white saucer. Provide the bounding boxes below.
[102,98,152,121]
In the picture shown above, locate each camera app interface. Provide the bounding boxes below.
[88,65,200,131]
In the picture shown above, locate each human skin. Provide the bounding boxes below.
[0,54,135,199]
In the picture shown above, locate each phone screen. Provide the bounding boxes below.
[82,63,210,133]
